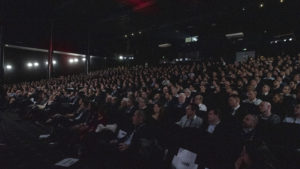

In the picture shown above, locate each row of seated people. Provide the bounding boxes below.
[3,54,300,169]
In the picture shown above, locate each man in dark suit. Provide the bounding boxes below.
[227,94,250,123]
[117,110,160,169]
[202,108,242,169]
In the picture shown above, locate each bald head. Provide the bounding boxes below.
[259,101,271,116]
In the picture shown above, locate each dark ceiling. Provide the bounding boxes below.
[1,0,300,56]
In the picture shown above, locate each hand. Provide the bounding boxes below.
[118,143,129,151]
[234,157,244,169]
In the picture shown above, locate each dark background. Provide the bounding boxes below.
[1,0,300,83]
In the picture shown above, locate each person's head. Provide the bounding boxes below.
[247,90,257,101]
[272,93,283,103]
[184,88,191,97]
[289,81,296,89]
[242,114,258,129]
[238,140,276,169]
[250,79,258,88]
[153,103,162,114]
[121,98,129,107]
[153,93,161,101]
[194,94,204,105]
[228,94,240,108]
[141,91,148,99]
[185,104,197,118]
[266,72,273,78]
[282,85,291,95]
[127,98,134,107]
[294,104,300,118]
[259,101,271,116]
[132,110,146,126]
[273,80,280,88]
[138,97,147,109]
[262,84,270,94]
[163,86,169,94]
[178,93,186,104]
[207,108,221,124]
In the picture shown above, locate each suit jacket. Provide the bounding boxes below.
[226,104,252,123]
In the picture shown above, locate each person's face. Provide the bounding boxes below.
[237,81,243,87]
[132,111,141,126]
[185,105,194,117]
[138,99,146,109]
[228,97,238,108]
[272,94,281,103]
[262,85,270,93]
[289,81,296,89]
[250,80,257,87]
[282,86,291,95]
[154,93,160,100]
[294,104,300,116]
[207,110,217,123]
[163,87,169,93]
[242,114,255,128]
[247,91,256,100]
[141,92,147,98]
[259,102,268,114]
[194,95,202,105]
[178,95,186,104]
[153,104,160,114]
[184,90,191,97]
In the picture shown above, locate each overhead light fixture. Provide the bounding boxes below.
[74,58,79,62]
[45,60,57,65]
[243,48,247,51]
[124,34,128,38]
[242,8,246,11]
[139,31,142,34]
[27,62,33,68]
[289,38,293,41]
[158,43,172,48]
[6,65,12,70]
[225,32,244,39]
[259,3,264,8]
[82,58,86,61]
[119,55,124,60]
[34,62,39,67]
[280,0,284,3]
[191,36,198,42]
[69,59,74,63]
[283,39,287,42]
[131,33,134,36]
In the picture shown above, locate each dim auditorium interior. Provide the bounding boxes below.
[1,0,300,169]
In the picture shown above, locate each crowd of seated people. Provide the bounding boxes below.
[2,54,300,169]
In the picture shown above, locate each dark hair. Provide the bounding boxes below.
[189,103,198,112]
[135,110,146,122]
[229,94,240,99]
[208,108,222,119]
